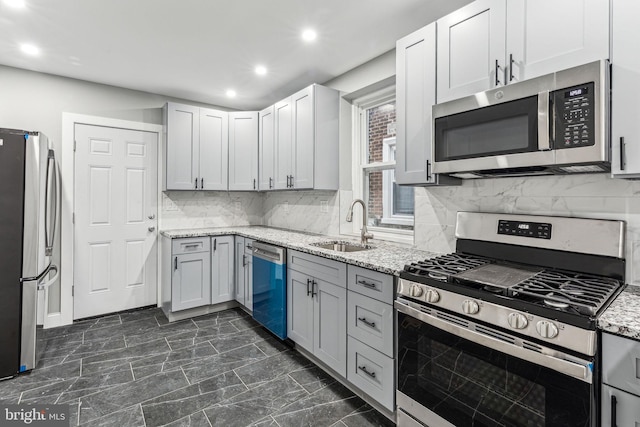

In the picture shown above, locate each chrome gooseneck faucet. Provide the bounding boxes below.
[346,199,373,246]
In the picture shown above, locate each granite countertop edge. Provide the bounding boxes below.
[161,226,438,276]
[598,285,640,340]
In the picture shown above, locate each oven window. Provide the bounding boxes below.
[434,95,539,162]
[397,312,593,427]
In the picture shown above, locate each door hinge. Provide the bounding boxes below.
[72,213,75,224]
[72,286,74,297]
[73,140,76,152]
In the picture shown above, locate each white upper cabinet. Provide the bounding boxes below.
[396,23,438,185]
[437,0,610,103]
[437,0,507,103]
[164,102,228,191]
[199,108,228,191]
[259,106,275,190]
[611,0,640,177]
[228,111,258,191]
[265,84,339,191]
[506,0,610,83]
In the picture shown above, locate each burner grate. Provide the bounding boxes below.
[403,253,491,281]
[512,270,622,315]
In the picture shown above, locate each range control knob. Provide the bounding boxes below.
[536,320,559,339]
[410,284,424,298]
[507,312,528,329]
[461,300,480,315]
[425,289,440,304]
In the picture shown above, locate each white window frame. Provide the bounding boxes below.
[381,137,413,227]
[351,86,414,245]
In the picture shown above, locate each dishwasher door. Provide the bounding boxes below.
[252,241,287,340]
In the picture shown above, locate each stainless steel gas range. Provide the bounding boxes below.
[395,212,626,427]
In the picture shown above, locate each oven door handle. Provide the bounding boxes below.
[395,301,592,383]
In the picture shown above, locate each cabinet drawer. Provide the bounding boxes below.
[347,336,394,412]
[601,384,640,426]
[172,237,210,255]
[347,265,393,303]
[288,250,346,286]
[347,291,393,357]
[603,333,640,396]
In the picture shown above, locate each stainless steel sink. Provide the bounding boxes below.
[311,241,373,252]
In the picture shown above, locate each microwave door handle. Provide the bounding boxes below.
[537,90,551,151]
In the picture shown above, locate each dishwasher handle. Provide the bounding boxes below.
[252,241,286,264]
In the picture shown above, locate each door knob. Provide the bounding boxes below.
[148,214,155,220]
[148,226,156,232]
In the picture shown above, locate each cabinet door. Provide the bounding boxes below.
[259,106,276,190]
[506,0,609,83]
[287,269,314,352]
[171,252,210,311]
[234,237,245,305]
[229,112,259,191]
[199,108,228,190]
[291,86,314,190]
[313,278,347,377]
[601,385,640,426]
[274,97,293,190]
[437,0,507,103]
[396,23,437,185]
[166,102,199,190]
[211,236,234,304]
[611,0,640,177]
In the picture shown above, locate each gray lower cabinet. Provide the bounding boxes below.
[234,237,253,311]
[211,236,235,305]
[602,332,640,425]
[162,237,211,313]
[287,250,347,377]
[346,265,395,412]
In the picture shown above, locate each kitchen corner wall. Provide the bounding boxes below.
[413,174,640,285]
[160,191,264,230]
[262,190,341,236]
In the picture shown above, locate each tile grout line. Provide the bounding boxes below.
[17,391,23,404]
[232,368,251,392]
[180,366,191,386]
[130,362,136,381]
[271,415,282,427]
[165,336,173,352]
[286,373,311,396]
[203,409,213,427]
[140,403,147,427]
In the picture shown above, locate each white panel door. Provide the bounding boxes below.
[171,252,211,312]
[396,23,437,185]
[274,97,293,190]
[199,108,228,191]
[292,86,314,190]
[74,124,158,319]
[287,269,314,352]
[228,111,258,191]
[437,0,507,103]
[259,106,275,191]
[506,0,609,83]
[211,236,234,304]
[611,0,640,177]
[166,103,198,190]
[313,279,347,377]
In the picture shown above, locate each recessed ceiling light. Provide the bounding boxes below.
[226,89,237,98]
[3,0,26,8]
[302,29,317,42]
[255,65,267,76]
[20,43,40,56]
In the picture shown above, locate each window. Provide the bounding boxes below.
[352,87,414,243]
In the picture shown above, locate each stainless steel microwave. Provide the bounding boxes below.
[432,60,610,178]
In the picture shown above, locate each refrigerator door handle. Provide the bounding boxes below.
[44,149,58,257]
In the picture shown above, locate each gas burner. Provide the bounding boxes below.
[559,283,586,296]
[543,292,571,309]
[428,272,448,281]
[483,285,505,294]
[403,253,491,281]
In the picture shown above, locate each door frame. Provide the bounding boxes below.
[54,113,163,328]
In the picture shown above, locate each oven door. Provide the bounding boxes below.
[395,300,596,427]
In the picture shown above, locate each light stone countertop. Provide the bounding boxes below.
[161,226,438,276]
[598,285,640,340]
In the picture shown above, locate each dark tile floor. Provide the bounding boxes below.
[0,307,394,427]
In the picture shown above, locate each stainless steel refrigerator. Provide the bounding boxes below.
[0,128,59,379]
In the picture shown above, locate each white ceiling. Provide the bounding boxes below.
[0,0,471,110]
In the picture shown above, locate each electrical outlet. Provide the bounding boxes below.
[283,201,289,213]
[163,195,178,211]
[235,201,241,211]
[320,201,328,213]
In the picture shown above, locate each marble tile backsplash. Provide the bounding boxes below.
[262,190,340,236]
[160,191,264,230]
[414,174,640,285]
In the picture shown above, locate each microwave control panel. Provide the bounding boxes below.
[553,82,595,149]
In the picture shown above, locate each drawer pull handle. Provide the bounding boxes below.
[183,244,200,249]
[611,395,617,427]
[174,257,177,270]
[358,365,376,379]
[358,317,376,329]
[306,279,311,296]
[311,279,317,298]
[358,280,376,289]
